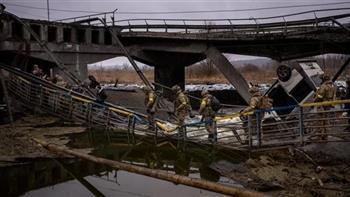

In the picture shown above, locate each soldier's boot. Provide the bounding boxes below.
[208,134,213,142]
[208,133,217,143]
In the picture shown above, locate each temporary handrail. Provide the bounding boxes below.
[0,63,148,120]
[2,11,96,97]
[4,62,350,150]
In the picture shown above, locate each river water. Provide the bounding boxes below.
[1,130,247,197]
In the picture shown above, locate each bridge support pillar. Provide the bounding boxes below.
[154,65,185,97]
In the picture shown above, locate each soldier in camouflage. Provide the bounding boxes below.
[314,74,336,103]
[199,89,217,142]
[172,85,192,132]
[143,86,158,130]
[314,74,336,140]
[241,86,263,116]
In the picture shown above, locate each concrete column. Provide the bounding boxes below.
[155,64,185,98]
[98,29,104,45]
[41,25,48,42]
[57,26,63,43]
[85,28,91,44]
[71,28,77,43]
[3,21,11,38]
[111,28,118,45]
[23,26,30,41]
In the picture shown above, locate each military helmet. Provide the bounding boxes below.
[322,73,331,81]
[201,89,209,96]
[249,86,260,94]
[171,85,181,93]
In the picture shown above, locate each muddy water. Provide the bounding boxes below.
[1,130,247,197]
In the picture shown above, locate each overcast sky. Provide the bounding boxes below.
[1,0,349,67]
[2,0,349,21]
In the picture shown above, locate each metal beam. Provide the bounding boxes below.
[205,47,251,104]
[332,57,350,82]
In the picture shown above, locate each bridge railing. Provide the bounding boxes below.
[179,99,350,150]
[2,63,350,150]
[55,9,118,26]
[112,8,350,34]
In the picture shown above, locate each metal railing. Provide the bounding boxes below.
[54,8,350,36]
[2,63,350,150]
[179,100,350,150]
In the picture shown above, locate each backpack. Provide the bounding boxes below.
[210,96,221,112]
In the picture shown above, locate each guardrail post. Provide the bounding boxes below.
[127,115,132,143]
[256,111,262,147]
[314,12,318,27]
[145,19,149,32]
[282,17,287,35]
[248,115,252,148]
[105,110,110,131]
[53,91,58,113]
[39,84,43,106]
[68,94,73,118]
[228,19,234,34]
[183,125,187,142]
[163,19,167,33]
[86,103,92,128]
[298,106,304,145]
[214,120,218,143]
[131,116,136,144]
[154,125,158,144]
[183,20,187,34]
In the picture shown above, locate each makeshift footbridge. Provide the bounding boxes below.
[1,63,350,151]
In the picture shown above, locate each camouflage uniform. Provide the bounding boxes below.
[173,85,192,127]
[240,86,265,143]
[242,87,263,118]
[143,87,157,129]
[55,74,68,88]
[315,80,336,103]
[314,76,336,140]
[199,89,217,142]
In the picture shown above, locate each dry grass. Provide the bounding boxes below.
[89,66,276,85]
[88,55,350,85]
[89,68,154,84]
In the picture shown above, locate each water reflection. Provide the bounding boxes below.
[68,130,246,182]
[0,130,247,196]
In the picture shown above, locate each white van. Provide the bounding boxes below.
[268,60,324,115]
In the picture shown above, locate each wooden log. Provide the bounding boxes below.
[32,138,266,197]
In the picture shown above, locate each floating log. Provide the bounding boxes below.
[32,138,266,197]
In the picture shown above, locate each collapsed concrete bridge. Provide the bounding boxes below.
[0,8,350,102]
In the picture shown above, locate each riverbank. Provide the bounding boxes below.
[0,115,88,166]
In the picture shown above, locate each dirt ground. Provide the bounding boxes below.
[211,145,350,196]
[0,114,349,196]
[0,115,88,166]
